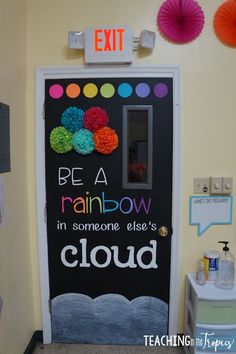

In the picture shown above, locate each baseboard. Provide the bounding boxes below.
[24,330,43,354]
[23,331,185,352]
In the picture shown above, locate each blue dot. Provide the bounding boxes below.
[118,83,133,98]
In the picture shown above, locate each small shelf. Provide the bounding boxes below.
[185,273,236,354]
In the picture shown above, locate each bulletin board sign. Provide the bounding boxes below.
[36,66,181,345]
[0,102,10,173]
[190,196,233,236]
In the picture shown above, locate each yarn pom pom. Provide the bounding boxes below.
[72,129,95,155]
[50,126,73,153]
[84,107,109,132]
[94,127,119,155]
[61,106,84,133]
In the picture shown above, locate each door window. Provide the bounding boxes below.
[123,106,153,189]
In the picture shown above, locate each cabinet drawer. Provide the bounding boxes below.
[195,325,236,353]
[197,300,236,324]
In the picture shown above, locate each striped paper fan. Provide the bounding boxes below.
[157,0,205,43]
[214,0,236,47]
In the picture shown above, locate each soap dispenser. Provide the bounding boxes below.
[216,241,235,290]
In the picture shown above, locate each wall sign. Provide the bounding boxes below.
[190,196,233,236]
[85,26,134,63]
[0,102,10,173]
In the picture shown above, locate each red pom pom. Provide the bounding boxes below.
[84,107,109,132]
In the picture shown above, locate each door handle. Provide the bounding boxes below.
[158,226,168,237]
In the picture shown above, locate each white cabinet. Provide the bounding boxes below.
[185,273,236,354]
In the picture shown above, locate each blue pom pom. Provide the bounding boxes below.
[72,129,95,155]
[61,106,84,133]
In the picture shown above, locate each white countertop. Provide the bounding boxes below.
[187,273,236,300]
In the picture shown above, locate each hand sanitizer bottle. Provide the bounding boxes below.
[196,259,206,285]
[216,241,235,290]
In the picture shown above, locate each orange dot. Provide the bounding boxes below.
[66,83,81,98]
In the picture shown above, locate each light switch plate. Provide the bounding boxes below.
[209,177,222,194]
[222,177,233,194]
[194,177,209,194]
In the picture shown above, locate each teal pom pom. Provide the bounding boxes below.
[50,126,73,153]
[72,129,94,155]
[61,106,84,133]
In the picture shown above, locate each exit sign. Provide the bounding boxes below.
[85,26,134,64]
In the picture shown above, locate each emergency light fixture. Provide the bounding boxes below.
[68,27,156,63]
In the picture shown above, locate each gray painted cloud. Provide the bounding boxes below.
[51,293,168,344]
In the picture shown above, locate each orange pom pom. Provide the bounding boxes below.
[94,127,119,155]
[214,0,236,47]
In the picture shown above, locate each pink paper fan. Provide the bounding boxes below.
[157,0,205,43]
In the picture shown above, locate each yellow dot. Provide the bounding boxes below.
[83,83,98,98]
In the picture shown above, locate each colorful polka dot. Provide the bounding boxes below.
[83,83,98,98]
[118,83,133,98]
[100,83,115,98]
[135,83,150,98]
[49,84,64,99]
[66,83,80,98]
[154,83,168,98]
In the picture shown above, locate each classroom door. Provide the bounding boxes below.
[44,74,173,345]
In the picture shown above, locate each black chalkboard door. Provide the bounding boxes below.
[44,72,174,345]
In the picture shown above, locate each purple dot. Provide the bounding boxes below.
[49,84,64,99]
[154,83,168,98]
[135,83,150,98]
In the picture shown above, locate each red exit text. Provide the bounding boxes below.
[94,28,125,52]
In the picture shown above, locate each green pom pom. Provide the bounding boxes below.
[50,126,73,153]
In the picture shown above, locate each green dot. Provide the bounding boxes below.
[100,83,115,98]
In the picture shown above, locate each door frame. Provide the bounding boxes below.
[35,65,182,344]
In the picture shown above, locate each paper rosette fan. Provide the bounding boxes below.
[214,0,236,47]
[157,0,205,43]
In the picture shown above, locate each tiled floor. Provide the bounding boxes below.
[33,343,185,354]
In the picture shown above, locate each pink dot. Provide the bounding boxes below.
[49,84,64,99]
